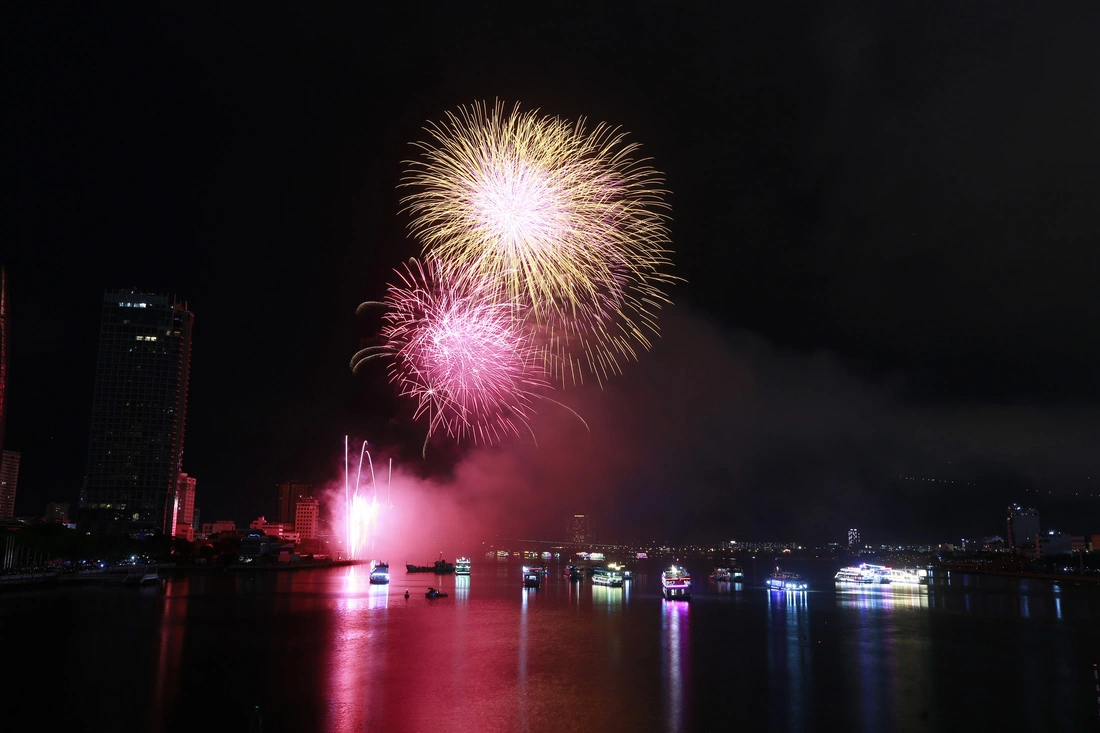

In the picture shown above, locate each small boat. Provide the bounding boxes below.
[369,562,390,584]
[455,557,472,575]
[566,564,585,581]
[661,565,691,600]
[425,587,448,599]
[591,566,624,587]
[711,567,732,582]
[522,567,542,588]
[767,569,807,591]
[731,566,744,582]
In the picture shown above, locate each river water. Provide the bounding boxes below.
[5,558,1099,732]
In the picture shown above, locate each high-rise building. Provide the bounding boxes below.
[569,514,593,544]
[295,497,319,540]
[79,290,194,535]
[0,450,19,520]
[0,266,9,459]
[173,472,197,541]
[1006,504,1040,550]
[277,481,312,525]
[847,528,861,550]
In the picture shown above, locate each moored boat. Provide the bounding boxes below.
[711,567,732,582]
[731,566,744,582]
[661,564,691,599]
[406,558,455,574]
[455,557,471,575]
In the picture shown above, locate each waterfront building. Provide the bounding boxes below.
[0,450,18,520]
[1005,504,1040,551]
[207,520,237,535]
[173,473,197,541]
[295,497,319,540]
[249,517,295,538]
[1038,531,1073,557]
[44,502,71,523]
[78,290,194,535]
[277,481,312,525]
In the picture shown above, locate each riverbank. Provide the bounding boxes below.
[932,562,1100,584]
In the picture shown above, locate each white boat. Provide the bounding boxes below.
[661,565,691,599]
[369,562,390,584]
[592,566,624,587]
[455,557,471,575]
[767,570,807,591]
[834,565,876,584]
[879,566,925,585]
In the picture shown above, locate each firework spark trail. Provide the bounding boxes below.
[350,259,550,448]
[401,101,676,385]
[345,439,384,560]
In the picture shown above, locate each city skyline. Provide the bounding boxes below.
[3,5,1100,545]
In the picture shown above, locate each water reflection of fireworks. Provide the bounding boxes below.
[344,436,391,561]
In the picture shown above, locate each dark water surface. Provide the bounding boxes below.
[5,559,1100,732]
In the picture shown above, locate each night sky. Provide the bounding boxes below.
[5,4,1100,547]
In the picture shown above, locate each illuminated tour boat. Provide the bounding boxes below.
[835,563,926,586]
[607,562,632,580]
[591,566,624,587]
[455,557,472,575]
[522,566,543,588]
[710,567,732,582]
[369,562,390,584]
[661,565,691,600]
[767,569,808,591]
[834,564,876,584]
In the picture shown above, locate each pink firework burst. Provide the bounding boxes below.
[351,259,549,447]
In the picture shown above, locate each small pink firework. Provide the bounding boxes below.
[351,259,549,447]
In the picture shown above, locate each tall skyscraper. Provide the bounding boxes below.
[79,290,194,535]
[277,481,313,525]
[0,450,19,520]
[0,266,9,459]
[848,528,861,550]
